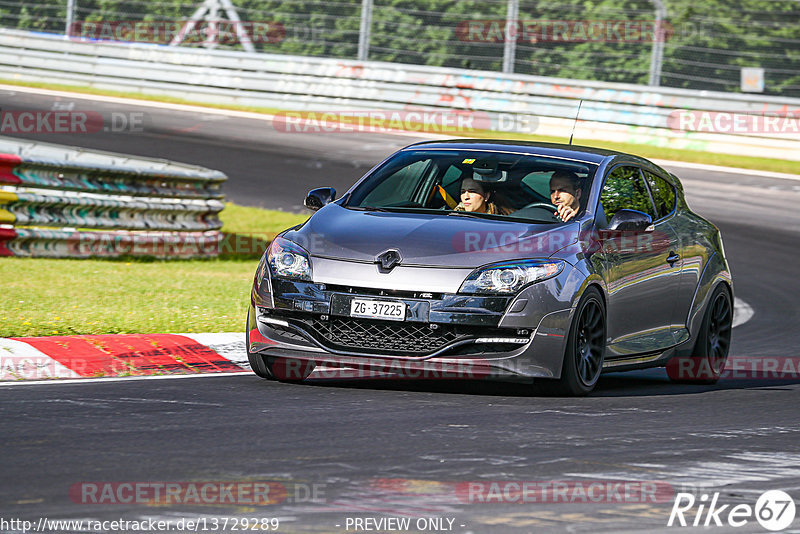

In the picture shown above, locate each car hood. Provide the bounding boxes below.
[283,203,579,268]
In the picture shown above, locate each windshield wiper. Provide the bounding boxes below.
[349,206,446,214]
[447,211,507,221]
[346,206,392,212]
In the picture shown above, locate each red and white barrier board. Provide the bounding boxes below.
[0,333,249,381]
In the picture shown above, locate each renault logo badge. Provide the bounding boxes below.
[376,249,402,272]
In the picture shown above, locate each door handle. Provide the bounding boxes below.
[666,252,680,266]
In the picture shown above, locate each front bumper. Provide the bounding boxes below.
[248,273,578,380]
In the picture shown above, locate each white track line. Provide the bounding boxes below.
[652,159,800,182]
[733,297,754,328]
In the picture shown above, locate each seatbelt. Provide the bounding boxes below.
[437,185,458,208]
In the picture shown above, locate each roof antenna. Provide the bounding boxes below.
[568,99,584,145]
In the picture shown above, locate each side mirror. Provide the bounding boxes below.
[606,209,653,232]
[304,187,336,211]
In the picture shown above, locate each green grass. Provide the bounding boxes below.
[3,78,799,175]
[219,202,306,235]
[1,258,254,337]
[0,204,308,338]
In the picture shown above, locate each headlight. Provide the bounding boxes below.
[267,236,312,281]
[459,260,564,295]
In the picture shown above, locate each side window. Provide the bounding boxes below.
[600,166,655,221]
[643,171,676,220]
[441,165,465,199]
[521,171,552,199]
[361,159,430,206]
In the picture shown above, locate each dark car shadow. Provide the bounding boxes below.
[273,366,800,398]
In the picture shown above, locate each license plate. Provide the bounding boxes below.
[350,298,406,321]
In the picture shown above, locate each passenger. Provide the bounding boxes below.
[550,170,583,222]
[454,177,512,215]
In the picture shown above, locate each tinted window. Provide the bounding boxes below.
[600,166,655,221]
[521,171,553,199]
[643,171,676,220]
[360,159,431,206]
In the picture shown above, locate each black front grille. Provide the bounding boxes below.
[261,309,530,357]
[301,316,461,355]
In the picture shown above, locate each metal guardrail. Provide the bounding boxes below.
[0,29,798,161]
[0,136,226,258]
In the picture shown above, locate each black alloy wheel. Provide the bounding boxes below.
[671,284,732,384]
[542,286,606,396]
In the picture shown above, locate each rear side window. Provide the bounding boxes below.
[643,171,676,220]
[600,166,655,221]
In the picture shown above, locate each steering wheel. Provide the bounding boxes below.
[516,202,561,221]
[520,201,558,211]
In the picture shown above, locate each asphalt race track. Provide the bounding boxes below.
[1,88,799,533]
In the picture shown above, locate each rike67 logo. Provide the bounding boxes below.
[668,490,796,531]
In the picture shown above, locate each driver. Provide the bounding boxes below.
[550,170,583,222]
[454,177,512,215]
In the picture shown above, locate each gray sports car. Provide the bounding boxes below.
[247,140,732,395]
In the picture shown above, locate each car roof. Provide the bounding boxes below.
[402,139,676,183]
[403,139,624,164]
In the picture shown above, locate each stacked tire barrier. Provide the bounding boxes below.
[1,29,799,161]
[0,137,226,258]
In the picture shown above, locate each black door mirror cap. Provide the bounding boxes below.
[304,187,336,211]
[606,209,653,232]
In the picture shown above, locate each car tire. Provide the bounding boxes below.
[247,350,276,380]
[245,311,316,382]
[246,312,276,380]
[669,284,732,385]
[245,342,277,380]
[541,286,606,396]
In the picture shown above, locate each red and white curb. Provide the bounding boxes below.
[0,332,249,382]
[1,299,753,383]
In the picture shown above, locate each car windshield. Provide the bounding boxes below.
[345,149,598,223]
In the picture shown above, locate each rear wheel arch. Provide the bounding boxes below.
[668,283,732,384]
